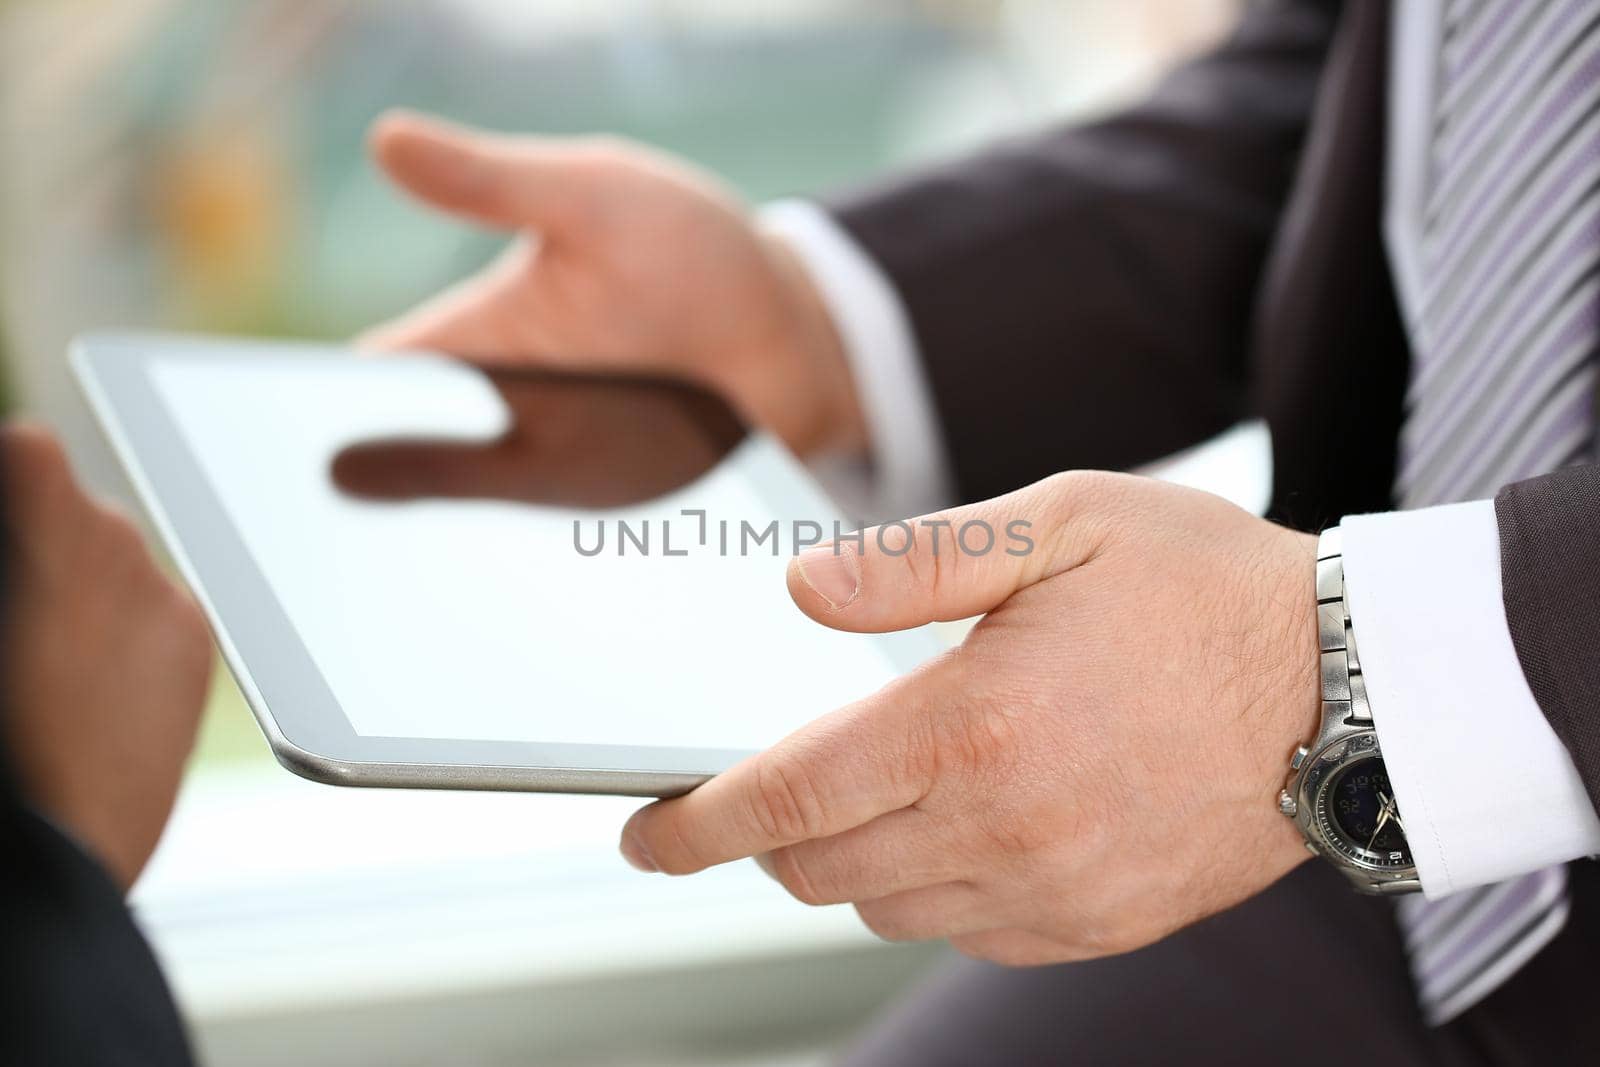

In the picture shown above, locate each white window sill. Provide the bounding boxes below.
[133,767,901,1021]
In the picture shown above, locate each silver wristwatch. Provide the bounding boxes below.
[1278,527,1421,895]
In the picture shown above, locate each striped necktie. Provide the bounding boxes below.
[1394,0,1600,1026]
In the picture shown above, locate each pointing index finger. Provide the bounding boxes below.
[620,669,945,875]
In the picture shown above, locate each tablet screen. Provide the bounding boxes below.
[144,351,923,754]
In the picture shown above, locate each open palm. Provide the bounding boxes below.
[362,112,859,456]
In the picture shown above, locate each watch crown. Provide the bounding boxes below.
[1291,745,1310,770]
[1278,790,1297,817]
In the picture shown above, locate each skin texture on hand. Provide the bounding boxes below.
[361,111,865,458]
[1,424,213,891]
[619,472,1321,964]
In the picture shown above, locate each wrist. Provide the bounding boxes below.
[23,785,145,892]
[1262,529,1324,871]
[745,228,867,458]
[1280,531,1324,749]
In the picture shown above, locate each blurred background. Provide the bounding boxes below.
[0,1,1245,1064]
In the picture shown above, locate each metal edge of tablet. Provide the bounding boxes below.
[259,713,711,797]
[69,334,712,800]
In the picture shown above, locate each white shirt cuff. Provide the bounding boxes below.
[758,199,956,524]
[1342,501,1600,898]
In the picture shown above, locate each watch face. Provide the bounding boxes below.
[1316,755,1413,869]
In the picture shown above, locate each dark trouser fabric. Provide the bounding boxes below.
[838,860,1600,1067]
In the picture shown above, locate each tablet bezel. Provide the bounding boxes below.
[72,333,938,797]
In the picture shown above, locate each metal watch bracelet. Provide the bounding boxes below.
[1279,527,1422,896]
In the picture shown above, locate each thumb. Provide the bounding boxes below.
[369,110,591,233]
[786,473,1106,632]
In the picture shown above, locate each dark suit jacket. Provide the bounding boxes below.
[0,776,194,1065]
[825,0,1600,820]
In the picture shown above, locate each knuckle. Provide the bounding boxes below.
[1033,470,1086,518]
[767,846,829,907]
[169,593,214,663]
[975,810,1045,859]
[854,900,922,943]
[11,421,65,463]
[747,753,830,843]
[868,673,941,790]
[93,504,145,554]
[922,672,1021,791]
[886,518,967,604]
[991,944,1049,967]
[564,136,639,193]
[940,701,1020,781]
[647,817,706,876]
[964,773,1050,859]
[921,529,961,604]
[975,945,1022,966]
[1067,923,1124,960]
[876,521,928,593]
[572,132,634,162]
[914,517,986,606]
[1042,468,1116,504]
[1030,473,1118,569]
[2,425,52,477]
[950,934,1053,968]
[144,586,213,701]
[1067,902,1145,959]
[949,934,1008,964]
[950,941,988,963]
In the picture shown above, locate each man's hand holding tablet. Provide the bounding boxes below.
[356,114,1331,966]
[620,475,1320,964]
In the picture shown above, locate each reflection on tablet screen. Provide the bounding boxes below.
[147,353,924,753]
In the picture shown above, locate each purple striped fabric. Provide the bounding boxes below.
[1394,0,1600,1026]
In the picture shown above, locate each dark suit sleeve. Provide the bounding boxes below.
[1496,464,1600,819]
[0,789,195,1066]
[823,0,1339,503]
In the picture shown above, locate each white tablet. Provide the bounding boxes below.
[72,334,940,796]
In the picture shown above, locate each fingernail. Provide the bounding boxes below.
[621,831,658,873]
[796,544,860,609]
